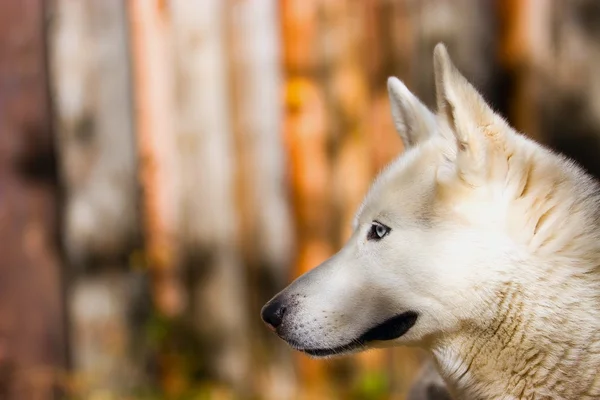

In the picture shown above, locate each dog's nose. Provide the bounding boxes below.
[261,298,286,330]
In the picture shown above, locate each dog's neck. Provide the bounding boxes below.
[429,279,600,399]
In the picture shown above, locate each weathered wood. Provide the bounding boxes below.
[127,2,187,396]
[169,0,251,394]
[227,0,293,291]
[128,0,183,319]
[0,0,66,398]
[280,0,334,396]
[48,1,144,394]
[226,0,296,398]
[49,0,139,263]
[364,0,406,172]
[497,0,549,142]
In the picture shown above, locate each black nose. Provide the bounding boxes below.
[261,298,286,330]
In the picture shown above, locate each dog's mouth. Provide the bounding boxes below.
[289,311,418,357]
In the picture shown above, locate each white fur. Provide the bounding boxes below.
[263,43,600,399]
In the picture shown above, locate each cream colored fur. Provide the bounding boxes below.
[263,44,600,399]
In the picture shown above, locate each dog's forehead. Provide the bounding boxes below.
[353,143,441,228]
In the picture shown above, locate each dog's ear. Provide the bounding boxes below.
[387,77,437,149]
[433,43,510,186]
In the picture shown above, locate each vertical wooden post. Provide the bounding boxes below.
[226,0,296,398]
[0,0,66,398]
[498,0,552,142]
[170,0,251,395]
[227,0,293,299]
[48,0,144,395]
[128,1,185,396]
[128,0,182,319]
[280,0,333,397]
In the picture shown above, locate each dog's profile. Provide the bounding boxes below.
[262,43,600,399]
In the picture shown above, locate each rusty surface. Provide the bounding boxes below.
[0,0,66,398]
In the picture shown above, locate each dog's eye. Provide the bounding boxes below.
[367,221,391,241]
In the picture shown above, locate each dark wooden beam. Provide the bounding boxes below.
[0,1,66,398]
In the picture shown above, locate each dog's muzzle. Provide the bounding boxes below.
[261,293,419,357]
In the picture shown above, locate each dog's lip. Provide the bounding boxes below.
[288,339,363,357]
[289,311,418,357]
[360,310,418,342]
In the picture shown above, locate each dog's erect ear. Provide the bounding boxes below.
[433,43,510,186]
[387,77,437,149]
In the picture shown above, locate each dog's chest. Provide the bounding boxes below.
[434,334,600,400]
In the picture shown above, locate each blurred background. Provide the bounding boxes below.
[2,0,600,399]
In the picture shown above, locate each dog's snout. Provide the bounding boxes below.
[261,298,287,330]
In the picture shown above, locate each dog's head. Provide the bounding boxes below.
[261,44,582,357]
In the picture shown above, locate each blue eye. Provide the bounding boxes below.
[367,221,391,241]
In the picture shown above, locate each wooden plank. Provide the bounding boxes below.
[47,1,144,395]
[127,2,186,396]
[227,0,293,289]
[498,0,548,141]
[128,0,183,319]
[280,0,335,397]
[0,0,66,398]
[169,0,251,395]
[226,0,296,398]
[364,0,407,173]
[49,0,139,262]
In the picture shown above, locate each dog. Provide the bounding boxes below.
[261,43,600,399]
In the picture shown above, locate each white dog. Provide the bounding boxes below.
[262,43,600,399]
